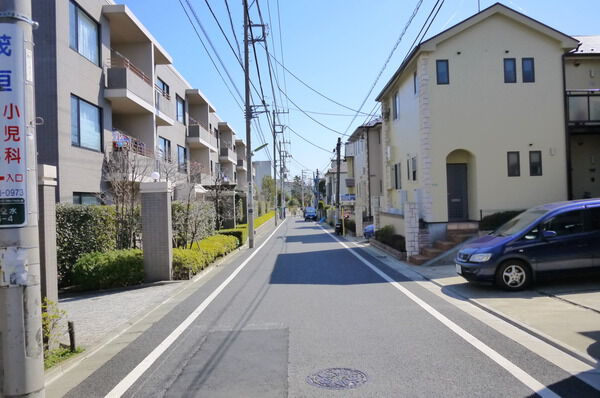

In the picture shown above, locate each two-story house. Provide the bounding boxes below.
[375,3,579,258]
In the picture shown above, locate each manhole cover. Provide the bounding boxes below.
[306,368,368,390]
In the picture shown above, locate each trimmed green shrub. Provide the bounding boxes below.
[72,249,143,290]
[172,248,208,279]
[56,204,117,287]
[344,219,356,234]
[255,211,275,228]
[375,225,406,252]
[216,228,247,247]
[480,210,524,231]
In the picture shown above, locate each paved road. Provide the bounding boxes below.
[59,218,599,397]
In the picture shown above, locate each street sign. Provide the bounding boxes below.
[0,24,26,227]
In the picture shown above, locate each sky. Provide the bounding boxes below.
[117,0,600,180]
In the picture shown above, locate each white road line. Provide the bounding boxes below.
[105,219,287,398]
[323,227,561,398]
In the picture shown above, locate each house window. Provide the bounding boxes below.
[393,163,402,189]
[69,1,99,65]
[507,151,520,176]
[71,95,102,151]
[392,93,400,119]
[73,192,101,205]
[504,58,516,83]
[176,95,185,124]
[522,58,535,83]
[177,145,187,172]
[529,151,542,176]
[436,60,449,84]
[158,136,171,162]
[210,160,214,175]
[413,71,418,95]
[411,156,417,180]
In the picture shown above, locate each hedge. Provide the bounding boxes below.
[375,225,406,252]
[480,210,524,231]
[174,234,239,279]
[56,204,117,287]
[72,249,143,291]
[218,211,275,247]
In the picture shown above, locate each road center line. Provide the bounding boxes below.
[104,219,287,398]
[322,227,561,398]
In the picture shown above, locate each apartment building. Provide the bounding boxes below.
[324,159,348,207]
[33,0,246,209]
[344,118,383,234]
[375,3,579,256]
[253,160,272,197]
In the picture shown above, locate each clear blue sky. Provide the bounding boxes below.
[118,0,600,179]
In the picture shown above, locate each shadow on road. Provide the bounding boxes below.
[269,248,410,286]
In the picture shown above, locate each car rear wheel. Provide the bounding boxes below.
[495,260,531,291]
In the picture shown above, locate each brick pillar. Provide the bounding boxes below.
[141,182,173,282]
[404,201,420,257]
[37,164,58,303]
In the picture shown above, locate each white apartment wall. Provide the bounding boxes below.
[565,57,600,90]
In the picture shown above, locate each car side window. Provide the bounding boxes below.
[543,210,585,236]
[586,207,600,232]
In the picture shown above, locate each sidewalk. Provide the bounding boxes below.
[48,217,282,382]
[334,228,600,366]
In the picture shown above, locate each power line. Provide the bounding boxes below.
[181,0,244,102]
[279,89,350,136]
[203,0,243,67]
[178,0,243,110]
[287,125,333,153]
[343,0,425,134]
[290,108,370,117]
[223,0,242,61]
[260,43,370,115]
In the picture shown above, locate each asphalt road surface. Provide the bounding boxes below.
[62,218,600,397]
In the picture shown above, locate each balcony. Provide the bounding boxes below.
[345,143,356,158]
[567,90,600,127]
[105,51,154,114]
[155,86,174,126]
[110,129,156,181]
[219,146,237,164]
[112,129,154,158]
[187,118,217,151]
[237,158,247,170]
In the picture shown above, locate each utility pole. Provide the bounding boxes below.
[0,1,45,397]
[335,137,341,220]
[272,110,277,226]
[300,170,305,208]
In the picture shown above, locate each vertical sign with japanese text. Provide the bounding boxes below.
[0,24,26,227]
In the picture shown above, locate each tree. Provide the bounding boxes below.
[261,175,275,208]
[102,145,151,249]
[206,165,235,230]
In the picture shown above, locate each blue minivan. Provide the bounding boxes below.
[456,199,600,290]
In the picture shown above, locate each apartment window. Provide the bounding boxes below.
[177,145,187,172]
[522,58,535,83]
[69,1,99,65]
[392,93,400,120]
[436,60,449,84]
[156,78,169,97]
[504,58,516,83]
[73,192,101,205]
[529,151,542,176]
[176,95,185,124]
[507,151,520,176]
[158,136,171,162]
[71,95,102,151]
[210,160,214,175]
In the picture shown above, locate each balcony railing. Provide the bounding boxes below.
[108,50,152,87]
[189,116,208,131]
[112,129,154,158]
[567,89,600,124]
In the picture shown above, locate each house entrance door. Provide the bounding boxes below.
[447,163,468,221]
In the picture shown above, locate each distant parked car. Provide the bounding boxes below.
[363,224,375,239]
[456,199,600,290]
[304,206,317,221]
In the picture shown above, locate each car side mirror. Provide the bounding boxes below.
[543,230,557,239]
